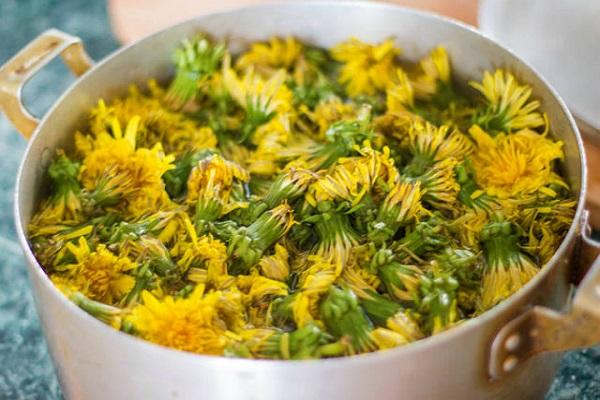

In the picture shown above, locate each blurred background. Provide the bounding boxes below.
[0,0,599,398]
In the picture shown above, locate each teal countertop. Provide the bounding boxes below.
[0,1,597,398]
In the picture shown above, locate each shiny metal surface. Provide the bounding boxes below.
[1,3,593,399]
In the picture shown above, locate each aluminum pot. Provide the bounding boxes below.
[1,3,599,399]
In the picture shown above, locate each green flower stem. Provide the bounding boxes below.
[195,197,223,234]
[106,218,161,244]
[403,153,433,178]
[263,171,312,209]
[239,109,275,144]
[71,292,122,326]
[124,263,153,307]
[320,286,375,354]
[228,206,293,274]
[456,161,495,211]
[166,36,226,108]
[260,324,333,360]
[167,69,201,106]
[481,220,519,268]
[270,294,297,328]
[378,262,422,303]
[48,152,82,200]
[311,105,374,170]
[361,291,402,326]
[417,273,459,335]
[162,150,215,199]
[392,218,449,260]
[307,203,358,257]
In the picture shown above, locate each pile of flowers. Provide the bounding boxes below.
[28,35,575,359]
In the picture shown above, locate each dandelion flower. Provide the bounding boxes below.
[404,121,472,177]
[386,68,414,112]
[80,117,175,217]
[320,286,376,355]
[479,219,539,311]
[470,69,545,133]
[128,285,230,355]
[52,237,136,304]
[228,203,296,274]
[166,35,226,109]
[291,255,341,327]
[332,38,400,97]
[237,36,304,76]
[29,152,82,229]
[187,154,250,224]
[223,57,293,142]
[258,243,291,281]
[368,181,424,244]
[412,46,451,100]
[469,125,564,199]
[300,98,358,139]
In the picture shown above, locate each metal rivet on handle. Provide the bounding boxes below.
[502,356,519,373]
[504,334,521,352]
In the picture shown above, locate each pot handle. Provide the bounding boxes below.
[0,29,93,139]
[488,210,600,380]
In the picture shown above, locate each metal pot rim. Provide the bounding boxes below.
[12,0,587,367]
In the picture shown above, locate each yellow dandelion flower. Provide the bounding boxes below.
[247,113,293,175]
[526,220,560,265]
[236,36,304,75]
[469,125,564,199]
[52,237,136,304]
[186,153,250,208]
[383,181,424,223]
[448,210,489,249]
[258,244,290,281]
[373,110,421,143]
[262,167,318,209]
[128,285,230,355]
[219,141,251,171]
[307,146,399,206]
[228,202,297,275]
[414,157,460,211]
[386,311,424,341]
[406,121,473,175]
[370,328,410,350]
[314,214,359,269]
[332,37,400,96]
[470,69,545,133]
[378,261,423,302]
[298,98,358,139]
[340,265,380,299]
[236,272,288,307]
[174,232,228,282]
[479,220,539,311]
[223,57,293,117]
[412,46,451,99]
[292,255,341,327]
[79,117,175,217]
[29,152,83,229]
[387,68,414,112]
[87,85,217,153]
[368,181,424,243]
